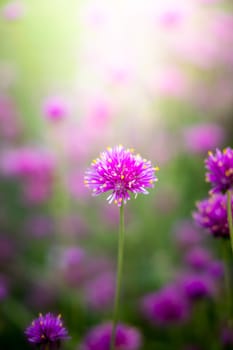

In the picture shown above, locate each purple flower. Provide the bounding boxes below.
[141,285,190,326]
[84,145,158,206]
[193,193,232,238]
[25,313,69,349]
[179,274,215,301]
[173,220,203,249]
[79,322,141,350]
[42,96,70,121]
[184,247,212,271]
[205,148,233,193]
[183,123,224,154]
[83,272,115,311]
[1,1,25,21]
[207,260,224,279]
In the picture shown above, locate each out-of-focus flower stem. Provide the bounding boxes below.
[110,203,125,350]
[221,239,232,322]
[227,190,233,255]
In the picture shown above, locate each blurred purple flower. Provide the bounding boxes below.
[58,246,87,287]
[205,148,233,193]
[207,260,224,279]
[1,147,55,204]
[25,313,69,349]
[183,124,224,154]
[141,285,190,326]
[173,220,203,249]
[84,145,158,206]
[150,68,187,99]
[1,147,54,178]
[179,274,215,301]
[184,247,212,271]
[1,1,25,21]
[84,272,115,311]
[86,98,112,128]
[25,215,53,238]
[193,193,231,238]
[79,322,141,350]
[43,96,70,121]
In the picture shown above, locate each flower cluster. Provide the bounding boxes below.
[25,313,69,349]
[205,148,233,194]
[79,322,141,350]
[84,145,158,206]
[141,285,190,326]
[193,193,231,238]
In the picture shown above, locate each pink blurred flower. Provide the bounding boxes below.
[86,98,112,128]
[150,68,188,99]
[1,147,55,204]
[68,170,90,200]
[42,96,70,121]
[184,247,212,271]
[183,123,224,154]
[1,1,25,21]
[58,246,87,287]
[1,147,54,178]
[84,272,115,311]
[22,179,53,205]
[173,220,203,249]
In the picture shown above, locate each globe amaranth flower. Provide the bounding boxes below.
[179,274,215,301]
[205,148,233,193]
[184,247,212,271]
[25,313,69,349]
[141,285,190,326]
[193,193,233,238]
[84,145,158,206]
[79,322,141,350]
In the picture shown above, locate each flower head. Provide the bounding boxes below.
[193,193,232,238]
[179,274,215,301]
[184,247,212,271]
[25,313,69,349]
[43,96,70,121]
[205,148,233,193]
[141,285,190,326]
[84,145,158,206]
[79,322,141,350]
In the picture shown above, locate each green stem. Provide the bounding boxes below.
[110,204,125,350]
[221,239,232,320]
[227,190,233,255]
